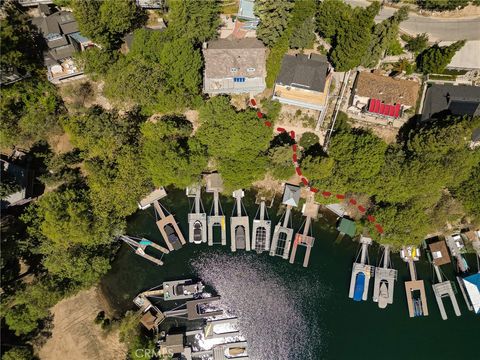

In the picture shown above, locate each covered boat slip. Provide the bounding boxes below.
[289,199,319,267]
[187,184,207,244]
[402,246,429,317]
[251,199,271,253]
[206,173,227,246]
[230,189,251,252]
[373,245,397,309]
[348,236,374,302]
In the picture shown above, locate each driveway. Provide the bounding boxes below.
[345,0,480,41]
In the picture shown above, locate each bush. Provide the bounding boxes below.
[299,132,320,149]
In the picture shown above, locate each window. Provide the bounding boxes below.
[247,67,256,72]
[234,77,246,83]
[231,67,238,73]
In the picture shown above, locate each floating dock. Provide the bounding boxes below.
[192,341,249,360]
[372,245,397,308]
[445,234,469,273]
[139,188,186,251]
[186,317,240,340]
[206,174,226,246]
[348,235,374,301]
[187,185,207,244]
[401,246,429,317]
[230,189,250,252]
[270,184,300,259]
[251,198,272,253]
[119,235,169,266]
[163,279,204,301]
[164,297,223,320]
[289,197,319,267]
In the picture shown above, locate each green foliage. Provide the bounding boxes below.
[0,78,62,148]
[196,97,272,190]
[289,0,316,50]
[72,0,144,48]
[260,99,282,122]
[417,0,469,11]
[74,47,118,79]
[0,169,22,198]
[301,155,334,181]
[4,279,63,336]
[403,33,429,54]
[265,34,290,88]
[268,145,294,180]
[316,0,351,41]
[255,0,294,47]
[2,347,33,360]
[386,38,404,56]
[417,40,466,74]
[362,6,408,67]
[454,164,480,219]
[299,132,319,149]
[119,311,156,359]
[167,0,221,44]
[141,115,207,188]
[392,58,414,75]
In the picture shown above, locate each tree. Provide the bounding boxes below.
[299,132,319,149]
[167,0,221,44]
[268,145,294,180]
[301,155,334,182]
[2,347,33,360]
[454,164,480,219]
[329,2,380,71]
[141,116,207,189]
[72,0,144,48]
[255,0,294,47]
[417,0,469,11]
[403,33,429,54]
[196,97,272,190]
[74,47,118,79]
[0,169,21,199]
[316,0,351,41]
[362,6,409,67]
[417,40,466,74]
[289,0,316,50]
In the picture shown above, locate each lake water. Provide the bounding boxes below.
[101,188,479,360]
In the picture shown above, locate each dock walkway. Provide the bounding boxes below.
[289,199,319,267]
[187,185,207,244]
[372,245,397,308]
[230,189,250,251]
[348,236,374,301]
[251,199,272,253]
[206,174,226,246]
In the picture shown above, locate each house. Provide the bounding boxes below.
[31,6,94,84]
[0,67,30,86]
[272,54,332,113]
[420,84,480,121]
[237,0,260,30]
[202,38,266,95]
[351,71,420,120]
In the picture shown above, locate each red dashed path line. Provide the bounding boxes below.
[251,98,385,236]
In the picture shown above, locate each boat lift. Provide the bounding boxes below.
[139,187,186,251]
[187,184,207,244]
[270,184,300,259]
[445,234,469,273]
[401,245,429,317]
[230,189,250,252]
[348,235,374,301]
[119,235,169,266]
[251,197,272,253]
[372,245,397,309]
[289,197,319,267]
[206,173,227,246]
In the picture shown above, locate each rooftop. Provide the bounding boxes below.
[355,71,420,107]
[276,54,330,92]
[203,38,266,79]
[428,240,451,266]
[442,40,480,70]
[337,218,356,237]
[421,84,480,121]
[238,0,258,20]
[282,184,301,207]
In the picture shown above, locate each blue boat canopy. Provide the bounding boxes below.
[353,272,365,301]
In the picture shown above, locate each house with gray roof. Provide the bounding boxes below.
[32,6,94,84]
[202,38,266,95]
[421,84,480,122]
[272,54,332,112]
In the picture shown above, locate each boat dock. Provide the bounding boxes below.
[206,174,226,246]
[187,185,207,244]
[270,184,300,259]
[445,234,469,273]
[192,341,249,360]
[118,235,169,266]
[164,296,223,320]
[401,246,429,317]
[372,245,397,308]
[289,197,319,267]
[139,188,186,251]
[186,317,240,340]
[230,189,251,252]
[251,197,272,253]
[163,279,204,301]
[348,235,374,301]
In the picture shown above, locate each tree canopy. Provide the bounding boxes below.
[255,0,294,47]
[417,40,466,74]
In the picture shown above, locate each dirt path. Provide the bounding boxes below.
[38,287,126,360]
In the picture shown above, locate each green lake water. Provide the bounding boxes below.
[101,188,479,360]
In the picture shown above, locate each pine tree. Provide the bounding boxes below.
[255,0,294,47]
[417,40,466,74]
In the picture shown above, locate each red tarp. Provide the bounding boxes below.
[367,98,402,119]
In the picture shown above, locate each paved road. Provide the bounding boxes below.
[345,0,480,41]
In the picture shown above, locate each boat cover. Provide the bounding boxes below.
[353,272,365,301]
[464,273,480,314]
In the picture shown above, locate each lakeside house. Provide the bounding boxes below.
[202,38,266,95]
[237,0,260,30]
[272,53,332,113]
[420,84,480,121]
[31,5,95,84]
[350,71,420,120]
